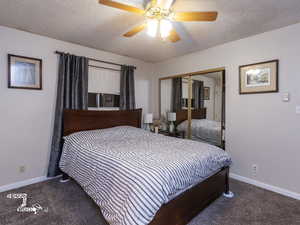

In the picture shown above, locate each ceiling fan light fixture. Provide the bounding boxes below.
[164,0,174,10]
[160,19,172,39]
[98,0,218,43]
[147,19,159,37]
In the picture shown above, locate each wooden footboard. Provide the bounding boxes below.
[61,162,229,225]
[149,167,229,225]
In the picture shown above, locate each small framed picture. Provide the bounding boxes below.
[239,60,278,94]
[204,87,210,100]
[8,54,42,90]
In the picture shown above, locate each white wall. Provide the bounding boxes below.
[152,23,300,194]
[0,26,153,187]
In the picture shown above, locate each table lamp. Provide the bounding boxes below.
[144,113,153,131]
[167,112,176,133]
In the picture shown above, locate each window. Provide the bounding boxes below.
[88,66,120,110]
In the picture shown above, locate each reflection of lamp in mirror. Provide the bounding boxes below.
[168,112,176,133]
[144,113,153,131]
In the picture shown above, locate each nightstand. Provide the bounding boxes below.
[157,130,185,139]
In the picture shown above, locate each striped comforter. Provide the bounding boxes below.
[59,126,231,225]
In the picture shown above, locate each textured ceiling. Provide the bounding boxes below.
[1,0,300,62]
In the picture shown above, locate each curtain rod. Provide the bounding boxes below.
[55,51,137,69]
[89,64,120,72]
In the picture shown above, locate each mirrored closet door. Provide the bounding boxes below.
[186,72,224,147]
[159,69,225,148]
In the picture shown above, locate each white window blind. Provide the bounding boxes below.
[88,67,120,95]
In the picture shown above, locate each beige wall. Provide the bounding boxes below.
[0,26,153,187]
[152,23,300,194]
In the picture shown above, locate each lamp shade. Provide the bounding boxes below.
[144,113,153,124]
[168,112,176,122]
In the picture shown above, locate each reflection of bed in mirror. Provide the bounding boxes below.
[176,109,222,146]
[175,109,206,125]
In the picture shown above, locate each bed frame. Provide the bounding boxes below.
[63,108,142,136]
[62,108,230,225]
[175,108,207,126]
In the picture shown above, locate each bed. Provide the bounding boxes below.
[177,119,222,146]
[60,109,231,225]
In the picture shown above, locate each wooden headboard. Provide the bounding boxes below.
[175,108,207,125]
[63,109,142,136]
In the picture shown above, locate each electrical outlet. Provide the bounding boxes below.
[252,164,258,177]
[19,166,26,173]
[296,106,300,114]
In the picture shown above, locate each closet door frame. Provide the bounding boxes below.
[159,67,226,149]
[221,70,226,149]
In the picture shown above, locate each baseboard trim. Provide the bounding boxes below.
[230,173,300,200]
[0,175,62,193]
[1,173,299,201]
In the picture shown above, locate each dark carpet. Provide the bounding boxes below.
[0,178,299,225]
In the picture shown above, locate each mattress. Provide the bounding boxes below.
[59,126,231,225]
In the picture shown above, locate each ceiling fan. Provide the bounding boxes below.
[99,0,218,42]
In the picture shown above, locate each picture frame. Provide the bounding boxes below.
[204,87,210,100]
[239,60,278,94]
[8,54,42,90]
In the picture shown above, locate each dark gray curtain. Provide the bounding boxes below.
[172,77,182,112]
[120,65,135,110]
[193,80,204,109]
[47,53,88,177]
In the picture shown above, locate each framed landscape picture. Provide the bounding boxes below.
[204,87,210,100]
[8,54,42,90]
[239,60,278,94]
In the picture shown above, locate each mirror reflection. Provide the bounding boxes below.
[160,77,187,138]
[177,72,223,146]
[160,71,224,147]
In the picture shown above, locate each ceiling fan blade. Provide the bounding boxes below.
[174,11,218,22]
[124,23,147,37]
[99,0,145,14]
[167,29,180,42]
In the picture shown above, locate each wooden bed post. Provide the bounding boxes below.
[60,172,70,183]
[223,167,234,198]
[225,167,229,193]
[59,138,70,183]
